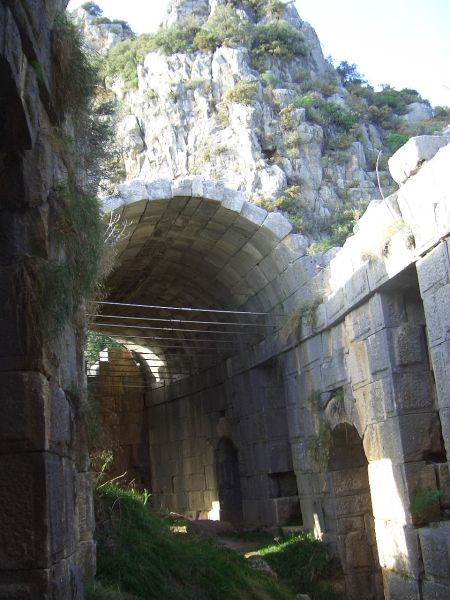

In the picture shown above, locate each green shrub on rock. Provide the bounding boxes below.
[150,19,200,55]
[101,34,155,88]
[194,5,251,51]
[224,79,259,106]
[293,94,358,132]
[251,21,306,69]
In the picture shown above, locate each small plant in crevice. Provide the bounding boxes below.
[279,301,319,342]
[410,489,443,515]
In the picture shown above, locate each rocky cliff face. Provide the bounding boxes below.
[75,0,446,246]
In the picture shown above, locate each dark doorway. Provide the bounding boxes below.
[215,438,243,526]
[328,424,383,600]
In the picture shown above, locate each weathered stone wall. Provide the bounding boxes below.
[145,360,299,527]
[0,1,95,596]
[92,135,450,599]
[89,348,150,489]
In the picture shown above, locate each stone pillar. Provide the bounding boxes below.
[347,290,448,598]
[0,0,95,596]
[416,239,450,455]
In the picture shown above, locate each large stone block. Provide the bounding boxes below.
[366,329,392,376]
[271,497,301,526]
[334,492,372,517]
[431,342,450,409]
[422,580,450,600]
[0,454,49,569]
[417,242,449,295]
[436,463,450,508]
[324,288,345,324]
[422,292,445,346]
[419,526,450,581]
[321,353,347,390]
[50,386,72,453]
[0,372,48,453]
[75,473,95,540]
[300,336,323,368]
[382,570,420,600]
[261,212,293,240]
[392,325,427,366]
[367,376,394,420]
[369,460,408,523]
[347,340,370,388]
[366,414,444,464]
[331,467,369,497]
[403,462,441,525]
[388,134,450,185]
[267,440,292,473]
[392,371,434,413]
[344,265,370,310]
[344,531,374,569]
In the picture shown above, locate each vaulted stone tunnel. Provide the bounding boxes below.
[90,178,305,526]
[3,1,450,598]
[90,139,450,600]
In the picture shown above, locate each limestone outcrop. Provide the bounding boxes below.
[73,0,442,248]
[73,0,446,247]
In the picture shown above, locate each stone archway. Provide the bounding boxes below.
[328,424,383,600]
[215,437,243,526]
[89,178,304,523]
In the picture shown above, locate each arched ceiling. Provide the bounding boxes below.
[94,178,307,377]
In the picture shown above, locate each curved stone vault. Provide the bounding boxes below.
[96,178,309,375]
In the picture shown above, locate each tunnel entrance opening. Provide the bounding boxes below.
[328,424,382,600]
[88,181,301,526]
[216,437,243,526]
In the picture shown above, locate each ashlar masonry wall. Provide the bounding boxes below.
[93,136,450,600]
[0,1,95,596]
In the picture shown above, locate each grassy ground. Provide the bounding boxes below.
[86,485,346,600]
[257,535,346,600]
[86,485,292,600]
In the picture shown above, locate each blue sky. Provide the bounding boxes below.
[68,0,450,106]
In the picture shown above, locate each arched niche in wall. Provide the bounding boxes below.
[328,423,383,600]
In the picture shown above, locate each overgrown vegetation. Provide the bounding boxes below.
[12,11,124,347]
[307,199,369,254]
[85,331,122,366]
[14,13,113,343]
[258,533,346,599]
[87,485,292,599]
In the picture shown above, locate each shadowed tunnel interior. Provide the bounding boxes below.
[87,179,304,527]
[91,180,303,379]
